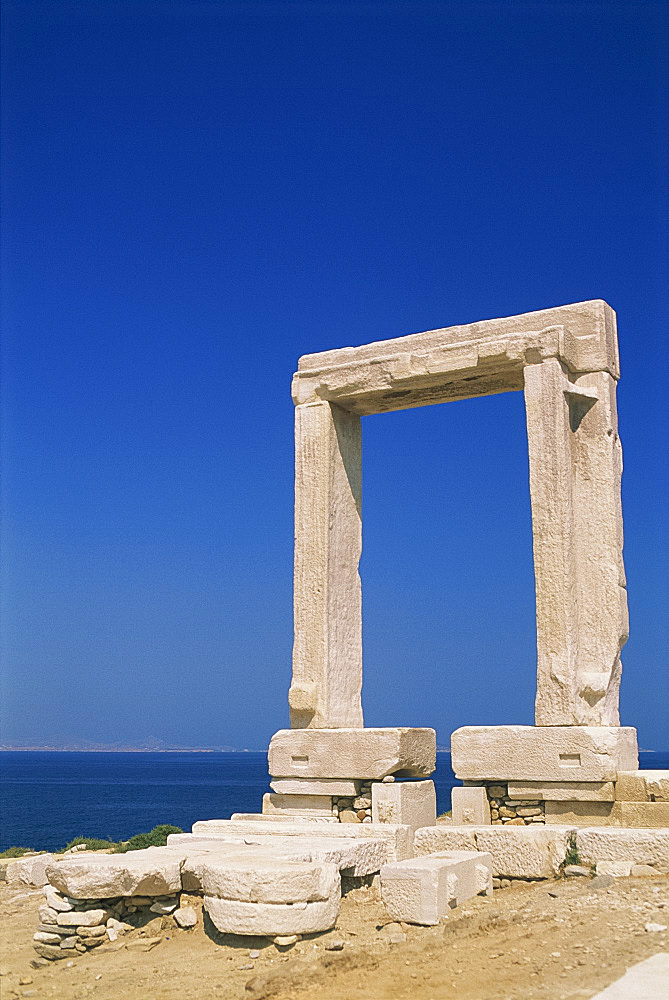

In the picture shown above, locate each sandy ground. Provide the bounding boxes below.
[1,874,668,1000]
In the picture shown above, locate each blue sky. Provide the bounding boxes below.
[1,0,667,750]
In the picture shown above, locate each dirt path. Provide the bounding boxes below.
[1,875,667,1000]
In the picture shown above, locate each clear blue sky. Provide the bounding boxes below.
[2,0,667,751]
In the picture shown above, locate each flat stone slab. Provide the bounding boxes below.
[200,858,339,904]
[380,850,492,925]
[590,953,669,999]
[414,825,573,879]
[262,792,334,817]
[451,726,638,781]
[270,778,360,797]
[189,818,414,862]
[507,780,616,802]
[268,727,436,779]
[169,832,391,878]
[204,882,340,936]
[45,849,183,898]
[575,827,669,873]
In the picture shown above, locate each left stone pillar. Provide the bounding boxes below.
[290,401,363,728]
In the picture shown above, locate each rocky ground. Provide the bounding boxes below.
[0,873,667,1000]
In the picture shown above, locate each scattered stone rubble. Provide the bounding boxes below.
[20,303,669,964]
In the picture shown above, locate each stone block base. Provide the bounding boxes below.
[268,727,436,779]
[451,786,491,825]
[611,801,669,828]
[615,771,669,802]
[451,726,638,782]
[380,850,492,925]
[371,780,436,830]
[545,801,615,826]
[262,792,334,817]
[204,887,340,936]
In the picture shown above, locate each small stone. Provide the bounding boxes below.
[362,816,372,823]
[492,878,501,889]
[504,817,526,825]
[44,886,73,912]
[60,937,77,949]
[66,961,74,968]
[353,796,371,810]
[382,776,395,783]
[21,990,38,997]
[106,927,118,942]
[57,909,108,927]
[150,899,178,915]
[0,966,10,977]
[33,931,61,945]
[274,935,299,948]
[77,925,107,938]
[631,864,658,876]
[32,944,68,961]
[339,810,359,823]
[38,905,58,925]
[173,907,197,929]
[238,964,254,971]
[18,978,33,986]
[249,950,260,959]
[563,866,590,878]
[516,806,542,817]
[488,785,506,798]
[645,922,667,933]
[590,875,615,889]
[324,940,345,951]
[356,810,367,821]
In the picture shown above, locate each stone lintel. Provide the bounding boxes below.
[269,727,436,780]
[292,300,618,415]
[261,793,334,817]
[451,726,638,782]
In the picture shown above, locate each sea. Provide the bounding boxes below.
[1,750,668,853]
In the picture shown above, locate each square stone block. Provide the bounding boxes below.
[507,780,615,802]
[371,780,436,831]
[261,793,333,817]
[610,801,669,828]
[575,828,669,872]
[615,770,669,802]
[544,800,615,826]
[451,786,491,825]
[380,850,492,925]
[451,726,638,782]
[268,728,436,779]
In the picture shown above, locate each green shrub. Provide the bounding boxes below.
[564,831,580,867]
[115,824,183,853]
[0,846,35,859]
[58,836,119,854]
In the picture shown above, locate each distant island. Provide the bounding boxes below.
[0,739,261,752]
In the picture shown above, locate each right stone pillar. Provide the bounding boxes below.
[524,357,628,725]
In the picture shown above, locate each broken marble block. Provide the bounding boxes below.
[371,780,436,830]
[451,726,638,782]
[380,850,493,925]
[269,778,360,797]
[451,786,491,825]
[268,727,436,779]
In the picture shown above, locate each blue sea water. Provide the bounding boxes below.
[1,750,667,853]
